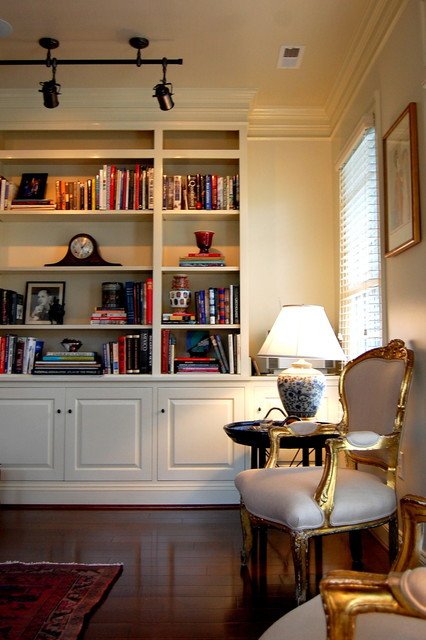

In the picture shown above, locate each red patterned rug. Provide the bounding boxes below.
[0,561,122,639]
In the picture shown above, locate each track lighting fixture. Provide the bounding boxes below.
[0,37,183,110]
[153,58,174,111]
[38,38,61,108]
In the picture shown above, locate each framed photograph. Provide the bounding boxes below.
[383,102,421,257]
[17,173,48,200]
[24,281,65,325]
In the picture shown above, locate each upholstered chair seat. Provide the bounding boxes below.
[259,495,426,640]
[236,465,396,530]
[259,590,426,640]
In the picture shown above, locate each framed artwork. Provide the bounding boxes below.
[24,281,65,325]
[17,172,48,200]
[383,102,421,257]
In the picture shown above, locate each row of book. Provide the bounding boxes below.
[161,329,240,374]
[162,174,239,211]
[0,335,44,374]
[0,177,17,210]
[55,164,155,211]
[102,330,152,375]
[0,288,24,325]
[33,351,102,376]
[194,286,240,325]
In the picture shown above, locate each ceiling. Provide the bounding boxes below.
[0,0,403,130]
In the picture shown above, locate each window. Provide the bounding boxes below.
[339,125,382,360]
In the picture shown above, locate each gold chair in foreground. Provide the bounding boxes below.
[259,493,426,640]
[236,339,414,604]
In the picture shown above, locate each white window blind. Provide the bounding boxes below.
[339,126,382,360]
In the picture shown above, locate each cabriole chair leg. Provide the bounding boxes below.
[240,504,254,565]
[291,531,310,605]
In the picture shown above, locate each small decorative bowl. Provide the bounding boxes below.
[61,339,82,352]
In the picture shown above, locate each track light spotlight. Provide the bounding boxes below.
[39,78,61,108]
[38,37,61,109]
[153,58,174,111]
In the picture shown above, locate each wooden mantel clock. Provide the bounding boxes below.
[45,234,122,267]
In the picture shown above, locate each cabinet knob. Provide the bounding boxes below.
[56,409,62,414]
[161,409,165,413]
[257,407,262,412]
[67,409,72,414]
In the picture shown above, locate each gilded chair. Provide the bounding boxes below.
[259,493,426,640]
[235,339,414,605]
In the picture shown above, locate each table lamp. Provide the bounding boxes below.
[258,305,346,419]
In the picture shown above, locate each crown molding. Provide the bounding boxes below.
[0,88,256,129]
[248,106,331,138]
[326,0,409,132]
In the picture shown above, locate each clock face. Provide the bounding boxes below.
[70,235,95,260]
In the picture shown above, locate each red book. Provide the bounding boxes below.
[0,335,6,374]
[145,277,153,325]
[187,252,222,257]
[118,335,127,374]
[134,164,140,210]
[109,165,116,210]
[161,329,170,373]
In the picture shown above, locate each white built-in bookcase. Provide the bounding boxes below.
[0,125,248,378]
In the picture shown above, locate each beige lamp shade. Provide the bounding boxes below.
[258,305,345,361]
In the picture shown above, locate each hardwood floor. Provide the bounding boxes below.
[0,507,390,639]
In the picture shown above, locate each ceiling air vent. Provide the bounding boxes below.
[277,45,305,69]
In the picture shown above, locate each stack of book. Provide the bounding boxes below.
[90,308,128,325]
[174,357,220,373]
[33,351,102,376]
[162,312,196,324]
[10,198,56,209]
[179,252,225,267]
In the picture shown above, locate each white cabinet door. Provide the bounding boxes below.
[65,387,153,481]
[157,386,245,480]
[0,387,65,480]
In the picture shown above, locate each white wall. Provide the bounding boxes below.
[247,1,426,498]
[331,0,426,496]
[247,138,337,360]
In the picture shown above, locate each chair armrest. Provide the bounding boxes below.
[313,433,400,521]
[320,568,426,640]
[265,422,338,468]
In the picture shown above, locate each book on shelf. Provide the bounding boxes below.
[123,278,153,325]
[0,288,24,325]
[102,329,152,375]
[32,367,103,376]
[178,258,225,267]
[162,312,196,324]
[173,356,220,373]
[209,334,229,373]
[90,307,127,324]
[54,164,154,211]
[45,351,96,357]
[163,173,239,211]
[0,335,43,374]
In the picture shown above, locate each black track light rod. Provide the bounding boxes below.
[0,36,183,67]
[0,58,183,66]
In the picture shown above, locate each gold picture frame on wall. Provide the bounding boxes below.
[383,102,421,257]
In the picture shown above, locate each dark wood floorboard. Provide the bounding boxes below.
[0,508,390,639]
